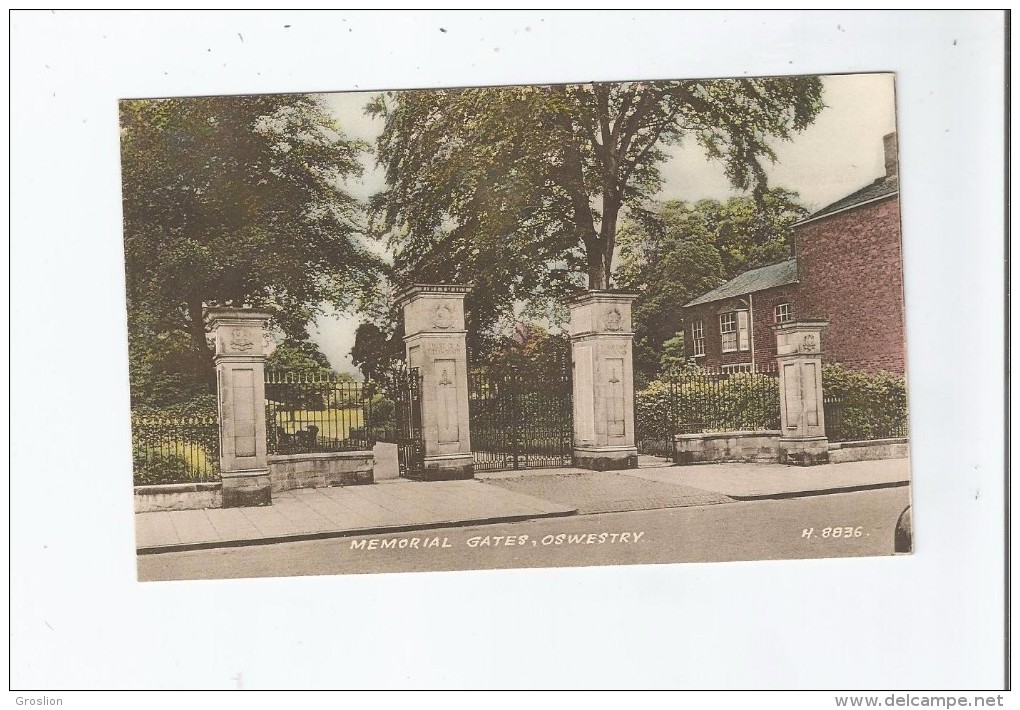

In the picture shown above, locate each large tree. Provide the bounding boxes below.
[615,190,810,381]
[350,321,405,381]
[368,77,823,333]
[121,94,381,403]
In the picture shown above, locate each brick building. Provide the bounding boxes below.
[682,133,906,376]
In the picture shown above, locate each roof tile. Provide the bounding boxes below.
[684,258,799,307]
[802,176,898,222]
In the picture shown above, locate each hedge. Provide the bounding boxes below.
[131,395,220,486]
[821,364,908,441]
[636,372,780,438]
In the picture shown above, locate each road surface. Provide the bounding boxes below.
[137,487,910,581]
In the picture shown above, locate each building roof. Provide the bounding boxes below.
[684,258,799,307]
[798,176,899,224]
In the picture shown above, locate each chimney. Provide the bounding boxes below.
[883,132,898,181]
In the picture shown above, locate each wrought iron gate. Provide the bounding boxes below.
[383,367,425,480]
[468,364,573,472]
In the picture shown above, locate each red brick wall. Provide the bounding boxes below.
[685,285,799,370]
[792,195,906,376]
[749,286,800,368]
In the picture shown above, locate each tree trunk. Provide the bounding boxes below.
[601,200,621,290]
[186,297,210,352]
[587,243,607,290]
[185,296,216,392]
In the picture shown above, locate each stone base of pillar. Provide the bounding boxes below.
[573,447,639,472]
[421,454,475,481]
[778,437,830,466]
[220,469,272,507]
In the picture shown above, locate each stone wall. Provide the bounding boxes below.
[268,451,374,492]
[673,431,781,465]
[828,438,909,464]
[672,431,910,466]
[134,482,222,512]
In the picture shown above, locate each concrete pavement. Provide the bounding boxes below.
[622,457,911,500]
[138,487,912,581]
[136,478,576,554]
[136,456,910,554]
[476,457,910,510]
[480,470,735,514]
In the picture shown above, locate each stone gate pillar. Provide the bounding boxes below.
[775,320,830,466]
[568,291,639,471]
[397,284,474,481]
[206,308,273,506]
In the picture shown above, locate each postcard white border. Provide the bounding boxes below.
[9,10,1008,690]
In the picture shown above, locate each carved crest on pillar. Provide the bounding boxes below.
[432,303,455,329]
[229,328,255,353]
[802,334,817,353]
[604,307,623,332]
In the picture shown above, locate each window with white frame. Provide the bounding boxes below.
[720,310,750,352]
[774,302,792,324]
[691,320,705,357]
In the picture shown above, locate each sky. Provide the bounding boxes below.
[308,72,897,375]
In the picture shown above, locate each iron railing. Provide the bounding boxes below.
[265,371,375,455]
[468,363,573,472]
[824,394,909,443]
[131,413,220,485]
[635,367,781,457]
[388,366,425,479]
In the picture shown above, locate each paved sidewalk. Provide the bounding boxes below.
[136,479,576,553]
[478,457,910,512]
[620,457,910,500]
[137,457,910,553]
[482,471,734,514]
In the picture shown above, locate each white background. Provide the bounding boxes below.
[8,10,1008,691]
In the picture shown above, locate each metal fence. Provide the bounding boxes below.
[635,367,781,457]
[824,394,909,443]
[265,371,375,455]
[468,364,573,472]
[131,414,220,485]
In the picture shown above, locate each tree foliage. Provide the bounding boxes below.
[350,321,405,381]
[821,364,908,441]
[368,78,823,337]
[266,337,334,374]
[615,190,809,382]
[473,323,570,378]
[121,94,381,405]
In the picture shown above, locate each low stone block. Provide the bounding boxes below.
[828,438,909,464]
[420,462,474,481]
[134,483,222,512]
[268,452,375,490]
[673,431,780,465]
[221,471,272,507]
[778,437,830,466]
[573,449,638,471]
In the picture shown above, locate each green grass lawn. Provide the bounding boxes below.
[132,441,219,484]
[270,406,366,442]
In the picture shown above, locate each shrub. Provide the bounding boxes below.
[132,394,217,419]
[635,380,677,439]
[821,364,908,441]
[636,372,780,437]
[366,394,395,428]
[132,446,200,486]
[131,396,220,485]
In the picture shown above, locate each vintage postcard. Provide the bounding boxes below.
[124,72,912,582]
